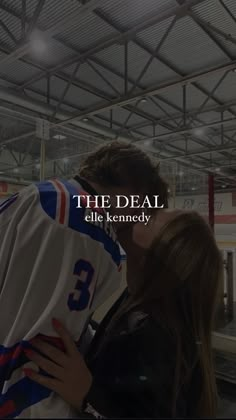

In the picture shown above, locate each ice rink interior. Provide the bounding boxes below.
[0,0,236,417]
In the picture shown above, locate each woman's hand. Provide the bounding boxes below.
[23,319,92,411]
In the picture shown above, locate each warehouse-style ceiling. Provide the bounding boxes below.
[0,0,236,194]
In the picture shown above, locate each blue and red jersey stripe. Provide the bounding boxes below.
[36,179,121,267]
[0,335,79,417]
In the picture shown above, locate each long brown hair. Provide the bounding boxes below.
[112,211,222,417]
[133,211,223,417]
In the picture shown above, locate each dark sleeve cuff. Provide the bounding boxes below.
[82,401,106,419]
[81,383,107,419]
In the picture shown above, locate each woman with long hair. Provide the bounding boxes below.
[23,210,223,418]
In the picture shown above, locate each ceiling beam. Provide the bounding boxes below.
[0,0,227,140]
[58,61,236,124]
[123,99,236,132]
[138,116,236,143]
[0,2,181,109]
[17,0,206,89]
[0,0,102,66]
[157,142,236,160]
[93,6,236,125]
[26,0,46,36]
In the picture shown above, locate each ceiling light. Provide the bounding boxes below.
[192,127,206,137]
[142,139,153,148]
[82,118,89,122]
[53,134,67,140]
[13,167,19,173]
[215,167,221,172]
[29,30,48,57]
[35,163,40,170]
[191,186,197,191]
[221,184,227,188]
[140,98,147,103]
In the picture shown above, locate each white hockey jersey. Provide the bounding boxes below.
[0,177,124,418]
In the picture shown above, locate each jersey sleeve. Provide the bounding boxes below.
[0,185,37,292]
[0,186,34,227]
[0,180,123,343]
[0,180,123,418]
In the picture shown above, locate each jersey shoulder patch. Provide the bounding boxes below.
[36,179,77,226]
[36,179,121,266]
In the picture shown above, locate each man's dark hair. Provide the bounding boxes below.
[79,141,169,208]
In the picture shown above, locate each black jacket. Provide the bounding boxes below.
[83,290,201,418]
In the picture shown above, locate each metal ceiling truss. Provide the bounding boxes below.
[0,0,235,188]
[0,1,233,137]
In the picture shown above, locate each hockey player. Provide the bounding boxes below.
[0,141,168,418]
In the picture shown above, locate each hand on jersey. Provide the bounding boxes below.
[23,319,92,411]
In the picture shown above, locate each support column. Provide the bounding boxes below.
[183,84,187,127]
[227,252,234,322]
[40,139,45,181]
[208,174,214,232]
[36,118,49,181]
[124,41,128,95]
[215,250,226,330]
[172,175,176,208]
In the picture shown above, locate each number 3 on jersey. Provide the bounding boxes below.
[68,259,95,311]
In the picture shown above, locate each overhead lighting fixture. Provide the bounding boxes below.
[192,127,206,138]
[221,184,227,189]
[215,167,221,172]
[142,139,153,147]
[53,134,67,141]
[29,30,48,58]
[82,118,89,122]
[191,186,197,191]
[140,98,148,103]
